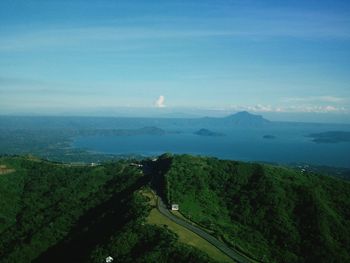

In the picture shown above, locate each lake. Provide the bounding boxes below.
[73,127,350,168]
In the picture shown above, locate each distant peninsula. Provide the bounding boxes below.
[82,127,167,136]
[308,131,350,143]
[194,129,225,137]
[263,135,276,139]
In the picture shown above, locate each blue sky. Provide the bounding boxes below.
[0,0,350,122]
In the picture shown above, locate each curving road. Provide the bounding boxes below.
[156,197,254,263]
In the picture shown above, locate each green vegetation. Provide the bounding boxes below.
[289,163,350,181]
[162,155,350,263]
[0,128,145,163]
[2,154,349,263]
[0,156,219,263]
[0,118,167,163]
[145,190,233,262]
[89,221,218,263]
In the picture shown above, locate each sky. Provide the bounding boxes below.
[0,0,350,122]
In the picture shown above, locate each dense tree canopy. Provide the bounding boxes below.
[0,156,218,263]
[162,155,350,263]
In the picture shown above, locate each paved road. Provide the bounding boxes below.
[156,197,254,263]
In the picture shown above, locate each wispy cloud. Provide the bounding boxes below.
[1,7,349,52]
[0,76,99,95]
[0,26,235,52]
[283,105,347,113]
[227,104,348,113]
[154,95,166,108]
[283,96,346,103]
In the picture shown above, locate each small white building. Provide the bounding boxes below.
[130,163,143,168]
[171,204,179,211]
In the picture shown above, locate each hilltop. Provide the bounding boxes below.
[157,154,350,263]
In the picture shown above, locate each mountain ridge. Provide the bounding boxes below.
[159,154,350,263]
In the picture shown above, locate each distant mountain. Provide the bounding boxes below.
[194,129,224,137]
[223,111,270,126]
[185,111,271,128]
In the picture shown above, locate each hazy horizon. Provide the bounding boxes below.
[1,107,350,124]
[1,0,350,122]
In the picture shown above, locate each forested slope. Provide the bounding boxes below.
[2,154,349,263]
[0,156,218,263]
[162,154,350,263]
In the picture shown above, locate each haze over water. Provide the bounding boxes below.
[74,126,350,168]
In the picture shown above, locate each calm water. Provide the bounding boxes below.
[73,128,350,168]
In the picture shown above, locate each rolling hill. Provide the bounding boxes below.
[1,154,349,263]
[157,154,350,263]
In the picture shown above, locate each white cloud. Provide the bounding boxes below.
[154,95,166,108]
[245,104,274,112]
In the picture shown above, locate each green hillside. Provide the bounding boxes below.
[1,154,349,263]
[161,154,350,263]
[0,156,218,263]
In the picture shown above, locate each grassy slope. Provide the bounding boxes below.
[144,189,234,263]
[163,154,350,263]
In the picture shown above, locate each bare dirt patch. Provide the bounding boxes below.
[0,165,15,175]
